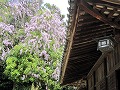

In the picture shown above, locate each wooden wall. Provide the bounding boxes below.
[87,44,120,90]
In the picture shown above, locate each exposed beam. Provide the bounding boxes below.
[73,31,113,44]
[102,0,120,5]
[79,0,120,29]
[70,51,100,58]
[72,43,96,49]
[75,28,113,37]
[77,22,104,29]
[69,54,100,62]
[89,0,120,8]
[77,27,112,36]
[60,5,79,84]
[77,18,98,25]
[108,8,117,18]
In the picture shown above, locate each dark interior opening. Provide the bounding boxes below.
[116,69,120,90]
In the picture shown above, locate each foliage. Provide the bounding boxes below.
[4,44,40,83]
[0,0,67,90]
[0,61,13,90]
[31,83,39,90]
[63,86,77,90]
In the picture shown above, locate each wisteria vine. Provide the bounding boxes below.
[0,0,66,90]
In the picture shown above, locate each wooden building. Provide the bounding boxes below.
[60,0,120,90]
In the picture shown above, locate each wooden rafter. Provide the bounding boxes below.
[89,0,120,8]
[79,0,120,29]
[60,5,79,84]
[102,0,120,5]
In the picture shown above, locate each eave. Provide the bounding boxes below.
[60,0,120,86]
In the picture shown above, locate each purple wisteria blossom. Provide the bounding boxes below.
[3,40,12,46]
[52,67,60,81]
[0,22,15,34]
[40,50,49,60]
[0,23,15,60]
[24,9,66,50]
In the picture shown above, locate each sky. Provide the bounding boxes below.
[43,0,69,21]
[10,0,69,21]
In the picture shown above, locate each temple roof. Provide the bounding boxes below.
[60,0,120,85]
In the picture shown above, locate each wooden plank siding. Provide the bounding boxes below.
[107,72,117,90]
[87,43,120,90]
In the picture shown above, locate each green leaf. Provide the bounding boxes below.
[24,68,31,74]
[30,77,34,82]
[0,0,8,3]
[0,16,3,22]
